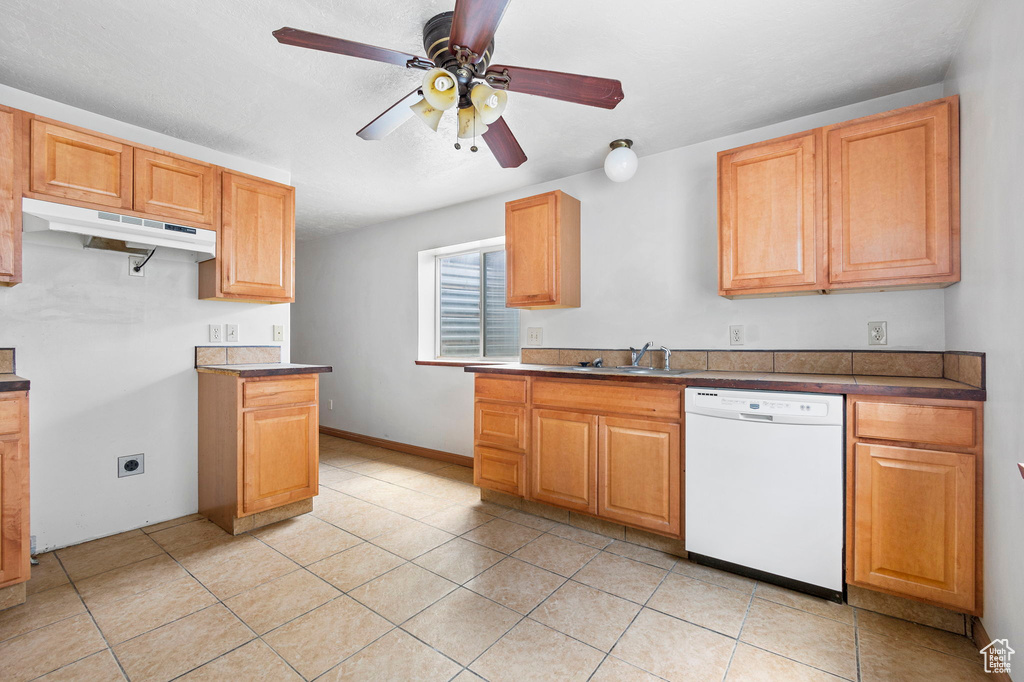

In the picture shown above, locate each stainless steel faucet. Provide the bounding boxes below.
[630,342,653,367]
[660,346,672,371]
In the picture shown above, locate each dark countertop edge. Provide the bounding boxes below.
[0,376,30,392]
[196,365,333,378]
[464,365,987,401]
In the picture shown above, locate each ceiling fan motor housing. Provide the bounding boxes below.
[423,11,494,74]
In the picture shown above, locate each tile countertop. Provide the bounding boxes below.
[464,364,986,401]
[0,374,30,392]
[196,363,333,378]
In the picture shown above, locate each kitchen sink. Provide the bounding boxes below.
[542,366,688,376]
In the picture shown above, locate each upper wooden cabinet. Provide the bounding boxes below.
[200,172,295,303]
[505,190,580,308]
[29,119,133,210]
[0,107,20,286]
[718,96,960,297]
[133,149,216,226]
[719,131,824,295]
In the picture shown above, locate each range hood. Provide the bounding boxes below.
[21,198,216,259]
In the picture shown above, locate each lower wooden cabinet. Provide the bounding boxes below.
[0,392,30,593]
[474,445,525,496]
[242,405,318,515]
[529,409,598,514]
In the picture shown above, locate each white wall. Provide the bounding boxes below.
[293,84,947,458]
[0,86,291,551]
[942,0,1024,659]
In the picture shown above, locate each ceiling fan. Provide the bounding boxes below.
[273,0,624,168]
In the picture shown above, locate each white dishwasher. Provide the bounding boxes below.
[685,387,844,601]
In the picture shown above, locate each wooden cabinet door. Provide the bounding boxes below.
[242,405,317,515]
[474,445,525,496]
[851,442,976,612]
[598,417,681,535]
[719,131,823,295]
[134,150,216,225]
[220,172,295,301]
[506,192,559,307]
[0,107,19,286]
[828,97,958,286]
[529,409,597,513]
[30,119,132,209]
[0,437,30,588]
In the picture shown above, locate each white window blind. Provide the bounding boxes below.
[437,247,519,359]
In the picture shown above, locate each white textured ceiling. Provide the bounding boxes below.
[0,0,978,238]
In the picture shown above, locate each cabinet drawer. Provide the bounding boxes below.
[475,446,525,496]
[532,379,681,419]
[243,377,316,408]
[855,400,977,448]
[475,375,527,404]
[475,402,526,451]
[0,397,21,435]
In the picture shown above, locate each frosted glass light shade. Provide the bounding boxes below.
[470,83,507,125]
[422,68,458,110]
[410,98,444,131]
[604,140,638,182]
[457,107,488,139]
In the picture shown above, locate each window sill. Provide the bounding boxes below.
[415,360,510,368]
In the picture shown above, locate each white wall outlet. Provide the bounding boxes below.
[527,327,543,346]
[273,325,285,342]
[868,321,888,345]
[225,324,238,342]
[118,454,144,478]
[209,324,222,343]
[128,255,146,277]
[729,325,745,346]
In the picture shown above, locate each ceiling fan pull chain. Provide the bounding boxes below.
[471,114,479,152]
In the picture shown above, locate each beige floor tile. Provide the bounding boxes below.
[673,559,756,594]
[167,533,257,572]
[648,572,752,637]
[319,451,370,468]
[420,506,496,534]
[531,581,641,651]
[856,608,982,661]
[371,520,455,559]
[452,671,486,682]
[403,588,521,665]
[431,464,474,483]
[262,595,392,679]
[739,599,856,680]
[503,510,559,531]
[413,537,505,584]
[344,459,396,475]
[142,513,205,534]
[224,569,340,634]
[177,639,302,681]
[470,618,604,682]
[360,484,456,519]
[858,629,990,682]
[0,583,85,642]
[465,558,566,614]
[378,452,451,472]
[318,466,360,488]
[754,583,854,624]
[113,604,253,682]
[512,534,599,577]
[0,614,106,681]
[463,518,543,553]
[56,532,164,581]
[314,494,415,539]
[573,552,667,604]
[75,554,188,608]
[187,540,299,600]
[148,519,231,552]
[25,552,70,596]
[320,628,461,681]
[591,656,663,681]
[91,576,217,644]
[251,514,361,565]
[308,543,406,591]
[726,642,847,681]
[37,649,126,681]
[349,562,457,623]
[612,608,735,682]
[366,464,429,484]
[605,540,678,570]
[547,522,614,549]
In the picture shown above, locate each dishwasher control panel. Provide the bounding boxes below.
[689,389,833,418]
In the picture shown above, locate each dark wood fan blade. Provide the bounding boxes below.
[486,64,624,109]
[448,0,511,62]
[273,27,426,67]
[481,117,527,168]
[356,89,422,140]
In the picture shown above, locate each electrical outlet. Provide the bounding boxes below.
[118,454,144,478]
[273,325,285,342]
[209,324,222,343]
[729,325,744,346]
[225,324,238,342]
[128,255,146,277]
[868,321,887,345]
[527,327,543,346]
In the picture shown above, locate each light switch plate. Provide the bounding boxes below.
[209,324,222,343]
[225,324,238,342]
[527,327,543,346]
[273,325,285,342]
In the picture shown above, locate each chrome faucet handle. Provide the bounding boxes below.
[660,346,672,371]
[593,357,604,367]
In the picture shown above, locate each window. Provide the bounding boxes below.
[417,237,520,362]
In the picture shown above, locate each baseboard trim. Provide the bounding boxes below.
[971,617,1013,682]
[319,426,473,468]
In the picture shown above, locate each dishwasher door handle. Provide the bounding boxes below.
[739,413,774,422]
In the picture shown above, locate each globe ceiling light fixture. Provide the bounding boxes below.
[604,139,638,182]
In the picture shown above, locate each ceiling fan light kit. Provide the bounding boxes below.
[272,0,624,168]
[605,139,638,182]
